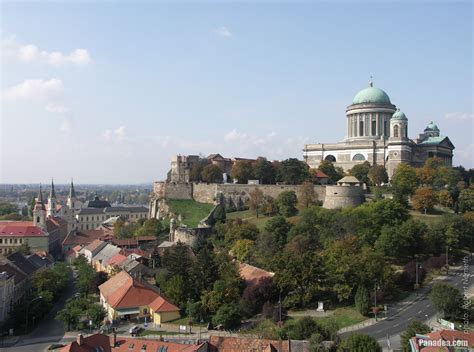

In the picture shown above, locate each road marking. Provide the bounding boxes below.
[393,323,400,327]
[418,310,422,314]
[426,304,430,308]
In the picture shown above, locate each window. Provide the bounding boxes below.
[36,216,40,223]
[384,120,388,136]
[352,154,366,161]
[393,125,399,137]
[372,120,376,135]
[0,239,3,244]
[324,155,336,162]
[14,239,17,244]
[359,121,364,136]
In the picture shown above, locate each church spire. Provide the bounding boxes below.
[50,178,56,199]
[69,179,76,199]
[36,184,46,210]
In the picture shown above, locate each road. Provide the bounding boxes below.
[343,261,473,349]
[1,269,77,352]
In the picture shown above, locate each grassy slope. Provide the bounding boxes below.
[167,199,214,227]
[227,209,302,230]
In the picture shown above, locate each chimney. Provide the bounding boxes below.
[77,334,84,346]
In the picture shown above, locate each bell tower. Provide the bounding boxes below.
[33,185,47,230]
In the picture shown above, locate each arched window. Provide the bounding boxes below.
[352,154,366,161]
[325,155,336,162]
[36,216,40,223]
[394,125,399,138]
[371,120,376,135]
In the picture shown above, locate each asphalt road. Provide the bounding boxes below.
[343,261,473,344]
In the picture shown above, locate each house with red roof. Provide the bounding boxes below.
[0,221,49,256]
[60,333,111,352]
[98,271,180,324]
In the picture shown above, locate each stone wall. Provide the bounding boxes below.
[171,226,213,248]
[323,185,365,209]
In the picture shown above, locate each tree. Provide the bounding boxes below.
[201,164,223,183]
[87,304,106,327]
[340,333,381,352]
[412,187,436,213]
[191,242,219,297]
[276,158,311,184]
[391,164,418,201]
[368,164,389,186]
[264,216,292,248]
[437,189,453,208]
[458,188,474,212]
[163,275,187,308]
[248,188,264,218]
[253,157,277,184]
[430,283,462,319]
[230,239,254,261]
[212,303,241,329]
[299,181,316,208]
[136,218,164,237]
[231,160,254,184]
[0,202,18,216]
[189,159,209,182]
[288,316,320,340]
[317,160,344,183]
[354,285,370,316]
[275,191,298,217]
[349,161,371,184]
[400,320,430,352]
[220,219,259,244]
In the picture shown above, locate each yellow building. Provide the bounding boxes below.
[98,271,179,324]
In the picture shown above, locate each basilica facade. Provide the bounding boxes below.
[303,81,455,178]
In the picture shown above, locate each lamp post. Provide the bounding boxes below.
[25,296,43,333]
[415,261,422,290]
[446,246,450,276]
[374,283,380,322]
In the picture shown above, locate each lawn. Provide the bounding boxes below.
[168,316,207,327]
[313,307,368,329]
[167,199,214,227]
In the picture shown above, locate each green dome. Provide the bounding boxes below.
[392,109,407,121]
[352,86,391,105]
[425,121,439,131]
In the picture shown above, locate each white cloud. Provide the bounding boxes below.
[60,118,73,135]
[46,103,69,114]
[445,112,474,121]
[1,79,63,102]
[214,26,232,37]
[2,36,91,65]
[103,126,127,142]
[224,129,247,141]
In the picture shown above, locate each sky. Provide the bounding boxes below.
[1,1,472,184]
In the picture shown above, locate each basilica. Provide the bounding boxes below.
[303,81,455,178]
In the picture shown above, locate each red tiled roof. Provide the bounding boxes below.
[60,334,111,352]
[314,170,329,178]
[111,236,156,246]
[239,263,274,283]
[84,239,105,252]
[112,337,204,351]
[0,221,47,237]
[63,229,105,246]
[99,271,132,300]
[107,280,159,309]
[120,248,146,257]
[149,295,180,313]
[209,336,290,352]
[73,245,82,252]
[107,253,128,266]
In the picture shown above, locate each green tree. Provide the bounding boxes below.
[400,320,430,352]
[163,275,187,308]
[253,157,277,184]
[340,333,381,352]
[220,219,259,244]
[430,283,462,319]
[87,304,106,327]
[248,187,264,218]
[230,239,254,261]
[136,218,164,237]
[189,159,209,182]
[391,164,418,202]
[299,181,316,208]
[231,160,254,184]
[264,216,292,248]
[276,158,311,184]
[354,285,370,316]
[458,188,474,212]
[318,160,344,183]
[288,316,320,340]
[349,161,371,184]
[201,164,223,183]
[275,191,298,217]
[0,202,18,216]
[191,242,219,297]
[212,303,241,329]
[368,164,389,186]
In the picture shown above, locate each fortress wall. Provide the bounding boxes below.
[193,183,219,203]
[323,185,365,209]
[162,182,193,200]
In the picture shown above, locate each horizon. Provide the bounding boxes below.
[1,1,473,184]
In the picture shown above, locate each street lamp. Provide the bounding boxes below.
[25,296,43,333]
[415,261,422,290]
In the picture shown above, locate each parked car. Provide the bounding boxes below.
[129,326,142,336]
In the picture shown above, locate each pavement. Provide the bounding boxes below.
[341,261,473,351]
